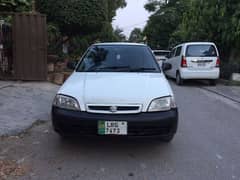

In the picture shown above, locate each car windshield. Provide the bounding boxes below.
[154,51,169,56]
[76,45,160,73]
[186,45,217,57]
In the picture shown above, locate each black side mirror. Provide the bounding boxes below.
[162,62,172,71]
[67,61,77,70]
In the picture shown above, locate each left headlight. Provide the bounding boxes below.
[148,96,176,112]
[53,94,80,111]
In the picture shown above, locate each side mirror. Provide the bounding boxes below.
[162,62,172,71]
[67,61,77,70]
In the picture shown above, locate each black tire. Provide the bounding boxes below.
[176,72,183,85]
[161,134,175,143]
[209,79,216,86]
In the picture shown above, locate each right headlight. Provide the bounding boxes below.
[53,94,80,111]
[148,96,176,112]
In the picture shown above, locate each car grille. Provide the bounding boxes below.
[86,104,142,114]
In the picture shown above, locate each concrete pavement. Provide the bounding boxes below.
[0,81,59,136]
[201,84,240,103]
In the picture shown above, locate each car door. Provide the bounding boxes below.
[173,46,182,78]
[165,48,176,78]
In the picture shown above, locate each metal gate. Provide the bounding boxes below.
[0,13,47,80]
[0,19,13,78]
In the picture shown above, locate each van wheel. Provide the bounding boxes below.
[176,72,183,85]
[209,80,216,86]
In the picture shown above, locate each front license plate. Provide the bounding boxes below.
[98,121,127,135]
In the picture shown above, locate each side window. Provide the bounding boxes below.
[170,48,176,58]
[175,46,182,57]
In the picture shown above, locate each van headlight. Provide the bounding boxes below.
[148,96,176,112]
[53,94,80,110]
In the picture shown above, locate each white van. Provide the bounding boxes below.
[165,42,220,85]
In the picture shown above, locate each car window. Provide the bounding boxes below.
[186,45,217,57]
[175,46,182,57]
[169,48,176,58]
[77,45,160,72]
[153,51,169,56]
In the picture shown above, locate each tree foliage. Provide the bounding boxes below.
[113,27,126,42]
[144,0,240,77]
[173,0,240,53]
[144,0,240,57]
[36,0,108,36]
[107,0,127,22]
[129,28,143,43]
[144,0,189,49]
[0,0,32,12]
[35,0,126,56]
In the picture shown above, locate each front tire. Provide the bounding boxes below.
[176,72,183,85]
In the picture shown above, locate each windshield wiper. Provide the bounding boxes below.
[130,67,157,72]
[97,66,130,71]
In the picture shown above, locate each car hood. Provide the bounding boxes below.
[58,72,173,112]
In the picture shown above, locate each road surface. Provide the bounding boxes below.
[0,81,240,180]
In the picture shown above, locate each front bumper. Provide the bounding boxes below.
[52,107,178,137]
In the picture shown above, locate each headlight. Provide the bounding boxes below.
[148,96,176,112]
[53,94,80,110]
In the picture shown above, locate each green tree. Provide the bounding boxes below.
[0,0,32,12]
[173,0,240,59]
[36,0,126,56]
[113,27,126,42]
[129,28,143,42]
[143,0,189,49]
[107,0,127,22]
[36,0,108,36]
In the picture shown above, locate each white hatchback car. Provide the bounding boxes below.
[52,43,178,142]
[165,42,220,85]
[152,50,170,67]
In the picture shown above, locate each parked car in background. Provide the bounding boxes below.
[52,43,178,142]
[153,50,170,67]
[164,42,220,85]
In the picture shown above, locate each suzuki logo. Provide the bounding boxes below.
[110,106,117,113]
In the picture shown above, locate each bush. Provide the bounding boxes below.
[221,62,240,80]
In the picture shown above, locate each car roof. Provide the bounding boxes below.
[176,42,216,47]
[93,42,147,46]
[152,50,170,52]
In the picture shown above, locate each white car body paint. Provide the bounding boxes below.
[57,72,174,112]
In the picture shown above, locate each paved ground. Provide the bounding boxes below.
[0,81,59,136]
[202,84,240,103]
[0,80,240,180]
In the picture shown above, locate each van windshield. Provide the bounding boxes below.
[186,45,217,57]
[77,45,160,73]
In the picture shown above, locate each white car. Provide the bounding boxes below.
[52,43,178,142]
[152,50,170,67]
[164,42,220,85]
